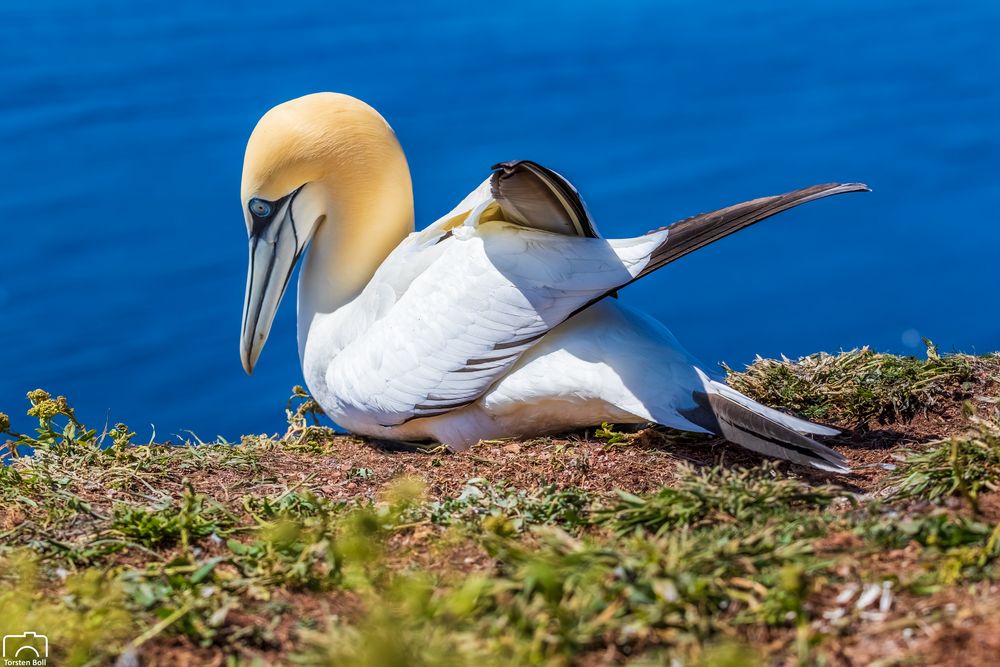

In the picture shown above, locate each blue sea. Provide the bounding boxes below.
[2,0,998,440]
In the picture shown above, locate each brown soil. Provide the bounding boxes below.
[138,427,994,666]
[9,356,1000,666]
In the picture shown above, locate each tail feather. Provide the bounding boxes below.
[709,380,840,437]
[681,369,849,473]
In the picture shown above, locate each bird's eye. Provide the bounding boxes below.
[249,198,272,218]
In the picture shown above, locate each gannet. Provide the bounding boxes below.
[239,93,867,472]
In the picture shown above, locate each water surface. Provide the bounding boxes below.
[2,0,998,438]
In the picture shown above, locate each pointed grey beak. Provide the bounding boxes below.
[240,189,307,375]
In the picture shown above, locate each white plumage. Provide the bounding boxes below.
[239,93,866,472]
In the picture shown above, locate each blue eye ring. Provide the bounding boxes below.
[249,198,272,218]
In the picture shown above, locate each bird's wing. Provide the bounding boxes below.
[415,160,600,244]
[327,220,663,427]
[489,160,600,237]
[327,169,867,428]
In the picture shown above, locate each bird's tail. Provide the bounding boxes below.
[681,368,849,473]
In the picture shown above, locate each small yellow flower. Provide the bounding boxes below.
[26,389,50,404]
[23,390,74,422]
[0,412,10,433]
[25,390,61,421]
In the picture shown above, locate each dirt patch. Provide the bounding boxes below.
[916,601,1000,667]
[4,351,1000,666]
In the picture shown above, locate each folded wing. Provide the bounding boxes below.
[326,163,867,427]
[327,224,664,426]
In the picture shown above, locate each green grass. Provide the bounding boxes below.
[597,463,844,535]
[111,486,236,548]
[1,351,999,665]
[724,343,984,425]
[0,554,132,666]
[422,479,591,533]
[890,417,1000,506]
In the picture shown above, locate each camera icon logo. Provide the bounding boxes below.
[2,631,48,663]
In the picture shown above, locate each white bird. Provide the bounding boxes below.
[239,93,867,472]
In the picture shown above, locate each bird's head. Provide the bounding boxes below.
[239,92,412,375]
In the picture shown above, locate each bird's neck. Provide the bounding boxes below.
[296,154,414,363]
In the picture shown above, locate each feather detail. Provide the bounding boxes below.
[680,369,848,472]
[639,182,870,278]
[490,160,600,238]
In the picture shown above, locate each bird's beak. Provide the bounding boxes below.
[240,192,308,375]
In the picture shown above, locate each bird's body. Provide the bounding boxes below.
[298,180,699,447]
[315,298,699,446]
[240,93,866,472]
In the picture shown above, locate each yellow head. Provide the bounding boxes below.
[239,93,413,374]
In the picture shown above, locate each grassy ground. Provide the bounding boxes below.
[2,345,999,666]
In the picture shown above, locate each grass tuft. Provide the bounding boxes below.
[891,417,1000,505]
[112,485,235,548]
[725,343,979,425]
[597,463,844,535]
[424,479,591,533]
